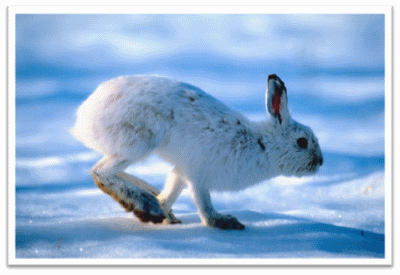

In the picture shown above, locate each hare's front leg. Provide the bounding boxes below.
[157,168,186,224]
[190,184,245,230]
[90,155,165,224]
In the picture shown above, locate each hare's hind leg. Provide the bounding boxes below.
[90,155,165,224]
[157,168,187,224]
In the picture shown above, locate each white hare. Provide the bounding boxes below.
[70,74,323,230]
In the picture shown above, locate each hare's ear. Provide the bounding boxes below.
[266,74,290,125]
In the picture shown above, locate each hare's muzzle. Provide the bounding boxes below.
[312,156,323,167]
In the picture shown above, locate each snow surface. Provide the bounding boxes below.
[11,12,389,263]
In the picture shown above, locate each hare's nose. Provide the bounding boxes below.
[312,156,323,166]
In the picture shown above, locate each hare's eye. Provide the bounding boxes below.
[297,137,308,149]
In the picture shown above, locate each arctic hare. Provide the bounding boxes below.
[71,74,323,230]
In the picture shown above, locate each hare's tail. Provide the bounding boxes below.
[69,99,106,154]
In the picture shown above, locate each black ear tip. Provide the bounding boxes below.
[268,74,286,89]
[268,74,279,81]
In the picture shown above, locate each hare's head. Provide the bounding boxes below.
[265,74,323,177]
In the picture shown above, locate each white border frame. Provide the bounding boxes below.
[7,5,393,266]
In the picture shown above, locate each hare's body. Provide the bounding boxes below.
[71,75,323,229]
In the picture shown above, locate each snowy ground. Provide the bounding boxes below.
[10,11,390,264]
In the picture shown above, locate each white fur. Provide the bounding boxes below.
[70,74,323,229]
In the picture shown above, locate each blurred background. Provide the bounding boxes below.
[14,14,386,257]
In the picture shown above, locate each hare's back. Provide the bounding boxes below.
[109,75,234,121]
[71,75,238,157]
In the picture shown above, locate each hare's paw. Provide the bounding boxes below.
[92,176,165,224]
[116,184,165,224]
[206,214,245,230]
[162,210,182,225]
[129,191,166,224]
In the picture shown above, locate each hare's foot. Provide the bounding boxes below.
[162,210,182,225]
[91,156,166,224]
[206,214,245,230]
[92,174,165,224]
[191,185,245,230]
[129,191,166,224]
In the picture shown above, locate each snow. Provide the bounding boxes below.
[9,10,391,265]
